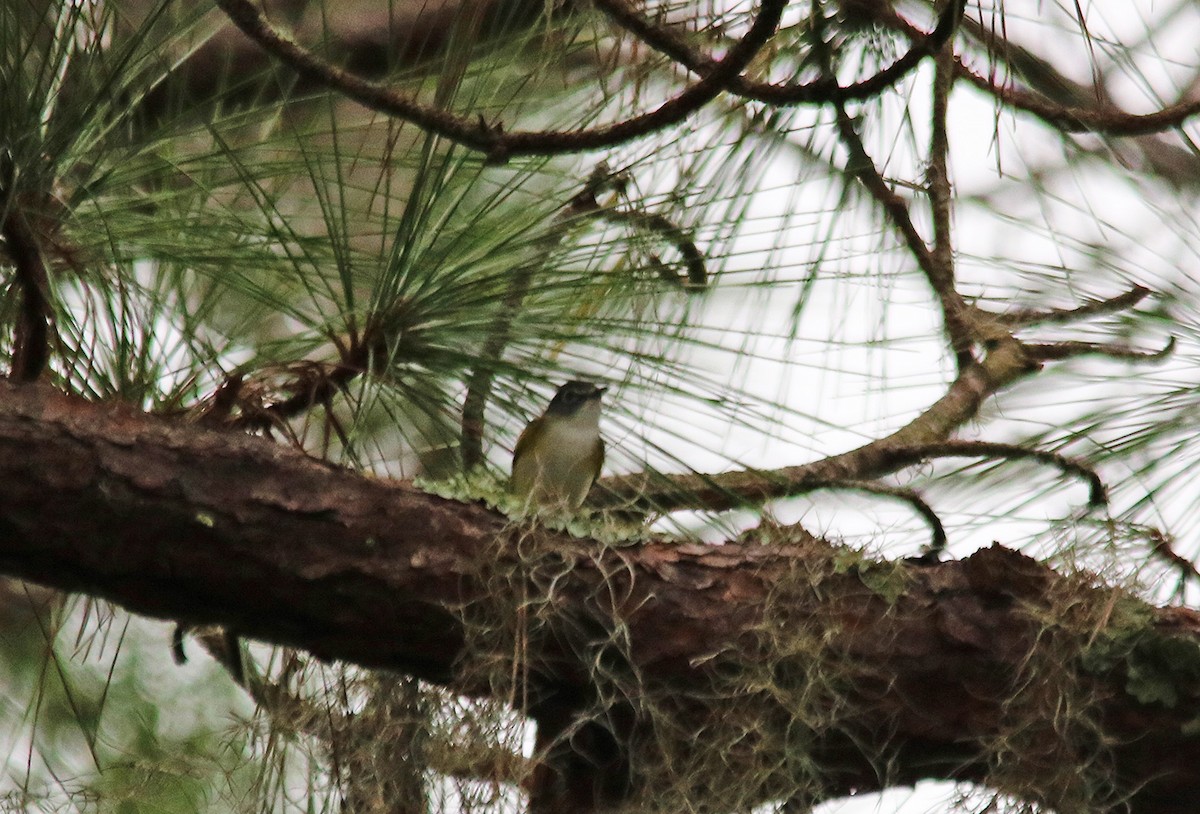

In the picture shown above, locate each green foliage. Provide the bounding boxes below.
[1123,635,1200,708]
[1080,597,1200,708]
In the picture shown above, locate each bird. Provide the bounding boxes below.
[510,381,606,512]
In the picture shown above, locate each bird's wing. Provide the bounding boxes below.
[512,417,543,468]
[510,417,545,498]
[592,437,605,487]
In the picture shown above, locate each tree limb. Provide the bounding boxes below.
[591,0,966,106]
[996,285,1151,328]
[3,380,1200,813]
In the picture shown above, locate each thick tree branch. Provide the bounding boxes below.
[3,381,1200,812]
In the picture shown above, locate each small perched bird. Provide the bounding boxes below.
[510,381,606,512]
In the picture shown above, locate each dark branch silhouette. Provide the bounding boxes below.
[1,210,52,383]
[592,0,966,106]
[214,0,786,161]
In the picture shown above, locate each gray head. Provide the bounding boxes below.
[545,380,606,417]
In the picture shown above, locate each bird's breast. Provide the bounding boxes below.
[511,415,601,510]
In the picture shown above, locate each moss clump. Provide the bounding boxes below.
[827,546,908,604]
[1124,634,1200,707]
[1079,596,1200,708]
[416,471,649,544]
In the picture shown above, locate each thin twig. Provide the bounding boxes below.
[594,223,1153,514]
[595,396,1111,515]
[591,0,966,106]
[1144,526,1200,598]
[178,625,250,685]
[190,631,532,785]
[598,208,706,289]
[879,439,1108,507]
[813,480,947,557]
[956,62,1200,135]
[192,373,245,426]
[813,4,977,371]
[928,47,954,266]
[885,12,1200,137]
[996,285,1151,327]
[460,294,533,470]
[1026,337,1175,363]
[228,358,360,433]
[224,320,389,434]
[214,0,785,161]
[928,42,964,367]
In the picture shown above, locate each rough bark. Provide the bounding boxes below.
[1,380,1199,813]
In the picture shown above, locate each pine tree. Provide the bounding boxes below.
[2,1,1200,812]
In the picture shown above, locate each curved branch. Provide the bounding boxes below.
[884,12,1200,137]
[598,268,1156,515]
[996,285,1151,328]
[598,208,706,289]
[598,396,1111,517]
[591,0,966,105]
[594,338,1040,511]
[880,439,1108,508]
[1143,525,1200,597]
[213,0,786,161]
[808,480,947,557]
[954,59,1200,136]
